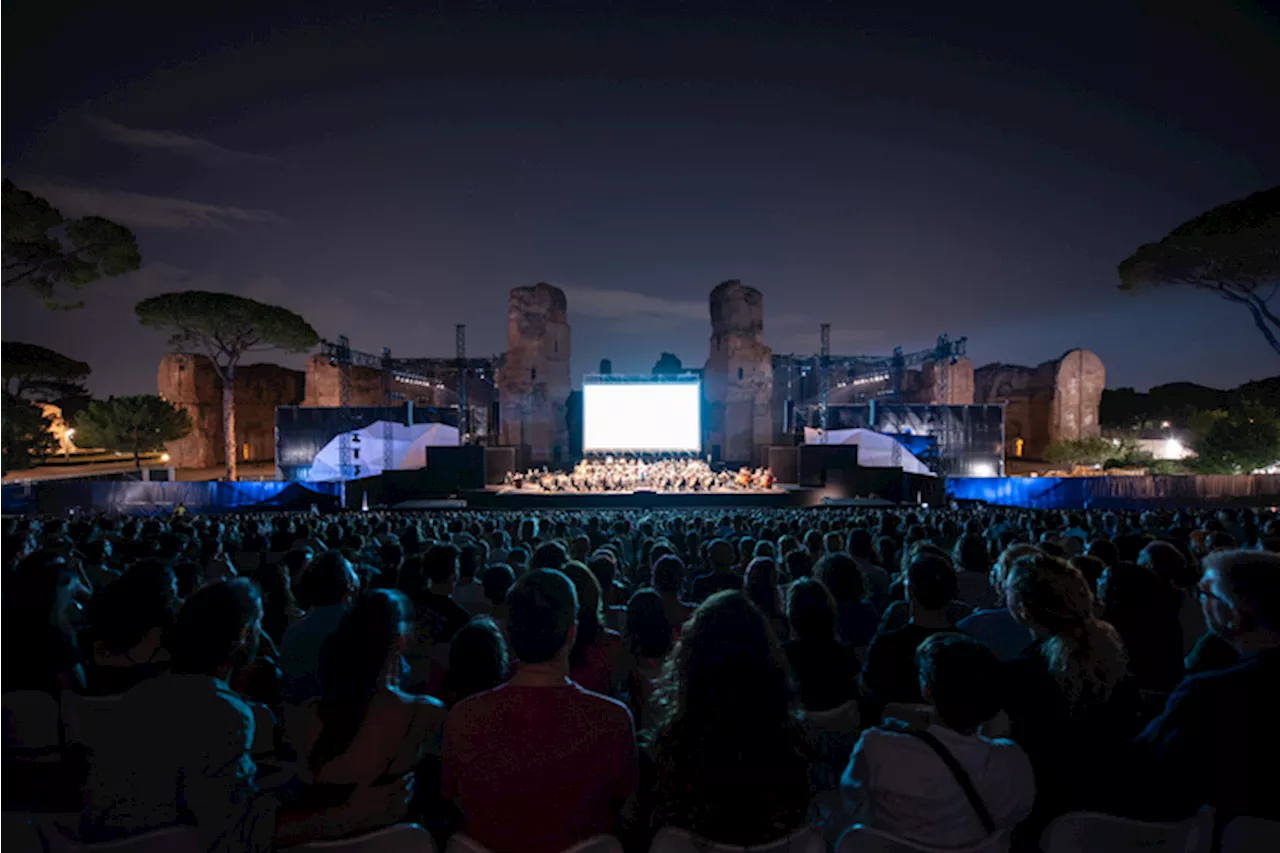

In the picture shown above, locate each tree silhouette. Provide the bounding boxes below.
[1119,186,1280,354]
[2,180,141,309]
[652,352,684,374]
[2,341,91,403]
[136,291,318,480]
[1191,401,1280,474]
[2,392,56,473]
[74,395,193,473]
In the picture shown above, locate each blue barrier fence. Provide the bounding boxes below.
[1,480,340,515]
[947,475,1280,510]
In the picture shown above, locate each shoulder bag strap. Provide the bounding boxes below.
[908,729,997,835]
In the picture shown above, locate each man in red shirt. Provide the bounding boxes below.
[442,569,638,853]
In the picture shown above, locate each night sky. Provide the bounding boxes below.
[4,1,1278,398]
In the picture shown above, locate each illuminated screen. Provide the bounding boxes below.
[583,382,702,452]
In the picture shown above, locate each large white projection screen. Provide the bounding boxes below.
[583,382,702,452]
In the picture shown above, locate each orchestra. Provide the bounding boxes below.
[503,456,777,493]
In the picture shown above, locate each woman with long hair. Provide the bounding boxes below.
[744,557,789,641]
[647,591,811,846]
[1003,553,1140,829]
[255,560,302,647]
[294,589,446,804]
[559,560,625,696]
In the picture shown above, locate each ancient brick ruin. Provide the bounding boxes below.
[497,282,572,465]
[974,349,1105,458]
[157,354,305,469]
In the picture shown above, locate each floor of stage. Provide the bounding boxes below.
[454,484,818,509]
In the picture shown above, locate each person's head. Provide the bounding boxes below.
[650,591,797,740]
[991,543,1043,594]
[707,539,735,571]
[1006,553,1128,704]
[916,633,1002,733]
[1098,562,1173,627]
[786,577,838,643]
[482,562,516,605]
[744,557,783,619]
[846,528,873,560]
[627,588,674,660]
[296,550,359,609]
[530,541,569,571]
[559,560,605,668]
[1139,540,1197,590]
[423,543,460,589]
[651,554,686,597]
[447,616,510,704]
[1085,538,1119,567]
[312,589,413,771]
[1068,555,1107,593]
[905,553,958,612]
[506,569,579,665]
[814,552,865,605]
[785,548,812,582]
[8,551,78,628]
[1199,550,1280,650]
[88,561,181,656]
[952,535,989,575]
[168,579,263,676]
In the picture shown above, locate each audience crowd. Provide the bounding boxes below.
[3,504,1279,852]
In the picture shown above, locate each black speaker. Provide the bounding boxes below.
[425,446,485,490]
[797,445,826,486]
[767,446,798,484]
[485,447,517,485]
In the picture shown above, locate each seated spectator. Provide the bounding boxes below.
[953,535,999,608]
[282,551,359,702]
[254,561,301,648]
[649,591,811,845]
[1068,554,1106,593]
[879,544,973,632]
[5,551,84,694]
[445,616,510,706]
[958,544,1040,662]
[294,590,445,804]
[689,539,742,602]
[816,552,881,647]
[1131,550,1280,821]
[481,563,515,636]
[443,569,638,853]
[453,544,489,616]
[745,557,790,640]
[1098,562,1183,692]
[530,540,570,571]
[860,553,959,714]
[842,634,1034,847]
[1002,553,1140,833]
[79,539,120,590]
[82,560,179,695]
[589,552,628,633]
[1139,540,1206,655]
[782,578,860,712]
[847,529,892,609]
[560,560,626,696]
[85,580,408,853]
[624,588,674,730]
[652,554,694,636]
[411,544,471,647]
[784,549,812,586]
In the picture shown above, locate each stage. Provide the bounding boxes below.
[451,485,820,509]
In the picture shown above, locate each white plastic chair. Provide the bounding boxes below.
[1040,808,1214,853]
[284,822,437,852]
[47,826,201,852]
[650,825,825,853]
[1220,817,1280,853]
[836,825,1008,853]
[2,690,62,759]
[450,833,622,853]
[61,693,123,754]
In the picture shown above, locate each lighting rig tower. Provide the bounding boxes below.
[819,323,831,434]
[456,324,467,442]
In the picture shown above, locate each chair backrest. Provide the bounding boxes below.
[1221,817,1280,853]
[3,690,62,757]
[48,826,201,853]
[835,825,1009,853]
[805,700,861,734]
[1040,809,1214,853]
[61,693,124,754]
[650,826,825,853]
[449,832,620,853]
[285,822,436,852]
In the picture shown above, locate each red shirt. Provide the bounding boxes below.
[442,680,638,853]
[571,629,624,696]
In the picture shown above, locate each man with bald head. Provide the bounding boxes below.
[1132,550,1280,820]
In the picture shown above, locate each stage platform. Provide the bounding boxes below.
[444,485,821,510]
